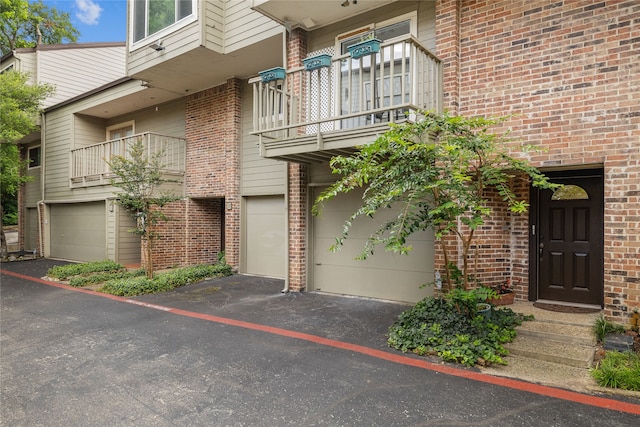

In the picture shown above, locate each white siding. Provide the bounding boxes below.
[223,0,282,53]
[203,0,225,52]
[116,206,141,265]
[107,99,185,137]
[240,80,286,195]
[42,80,173,201]
[38,46,126,108]
[128,21,201,76]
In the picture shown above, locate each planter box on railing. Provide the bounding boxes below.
[303,54,332,71]
[348,38,381,59]
[259,67,286,83]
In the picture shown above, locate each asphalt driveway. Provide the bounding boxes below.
[2,259,640,426]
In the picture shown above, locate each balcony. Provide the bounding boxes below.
[70,132,186,187]
[250,35,442,163]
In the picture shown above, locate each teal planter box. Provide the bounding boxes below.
[303,54,332,71]
[259,67,286,83]
[348,38,381,59]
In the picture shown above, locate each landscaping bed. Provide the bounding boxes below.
[47,260,233,297]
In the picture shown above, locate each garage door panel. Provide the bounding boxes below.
[245,196,285,278]
[315,265,431,302]
[313,187,434,303]
[50,202,106,262]
[314,236,433,271]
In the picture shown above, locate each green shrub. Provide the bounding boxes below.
[387,296,532,366]
[593,314,625,344]
[591,351,640,391]
[98,263,232,296]
[47,260,125,280]
[68,269,146,287]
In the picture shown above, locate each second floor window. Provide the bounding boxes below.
[133,0,195,43]
[28,146,41,168]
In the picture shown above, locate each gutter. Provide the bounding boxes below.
[37,112,46,257]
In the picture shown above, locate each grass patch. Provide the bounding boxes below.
[47,260,125,280]
[387,296,532,367]
[591,351,640,391]
[593,314,625,344]
[98,263,233,296]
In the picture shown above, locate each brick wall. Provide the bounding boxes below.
[436,0,640,321]
[148,78,242,271]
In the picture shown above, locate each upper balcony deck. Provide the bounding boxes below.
[250,35,442,163]
[70,132,185,188]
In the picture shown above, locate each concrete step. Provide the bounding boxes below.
[481,355,597,391]
[516,320,595,347]
[505,334,594,368]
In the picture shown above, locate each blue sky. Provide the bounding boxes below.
[44,0,127,43]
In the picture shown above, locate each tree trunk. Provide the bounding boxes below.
[0,203,7,260]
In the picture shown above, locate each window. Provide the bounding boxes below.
[552,185,589,200]
[107,123,134,140]
[132,0,196,43]
[28,146,41,168]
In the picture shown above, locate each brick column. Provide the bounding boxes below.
[286,28,308,291]
[223,78,242,269]
[435,0,461,114]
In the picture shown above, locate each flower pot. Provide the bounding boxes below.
[259,67,286,83]
[489,292,515,306]
[303,54,332,71]
[477,303,491,320]
[348,38,381,59]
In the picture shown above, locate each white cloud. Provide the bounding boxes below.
[75,0,103,25]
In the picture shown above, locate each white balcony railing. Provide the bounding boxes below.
[70,132,186,187]
[251,35,442,161]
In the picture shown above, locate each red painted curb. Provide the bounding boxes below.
[3,268,640,416]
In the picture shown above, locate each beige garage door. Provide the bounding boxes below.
[312,187,434,303]
[50,202,106,262]
[245,196,285,278]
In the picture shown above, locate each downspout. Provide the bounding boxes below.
[283,164,289,293]
[37,111,46,257]
[282,27,290,293]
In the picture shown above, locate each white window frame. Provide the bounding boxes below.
[106,120,136,141]
[335,11,417,53]
[28,145,41,169]
[129,0,198,50]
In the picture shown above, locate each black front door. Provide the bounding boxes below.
[532,170,604,306]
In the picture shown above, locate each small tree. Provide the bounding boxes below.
[312,111,559,291]
[108,139,180,278]
[1,0,80,55]
[0,70,54,259]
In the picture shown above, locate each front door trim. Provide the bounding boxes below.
[529,168,604,306]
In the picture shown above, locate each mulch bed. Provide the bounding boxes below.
[532,302,601,314]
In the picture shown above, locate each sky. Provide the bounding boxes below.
[44,0,127,43]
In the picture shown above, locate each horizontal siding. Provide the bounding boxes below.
[117,206,141,264]
[204,0,225,52]
[42,80,163,201]
[108,99,186,137]
[38,46,126,108]
[24,167,41,206]
[241,80,286,195]
[223,0,282,53]
[128,21,201,76]
[74,115,107,147]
